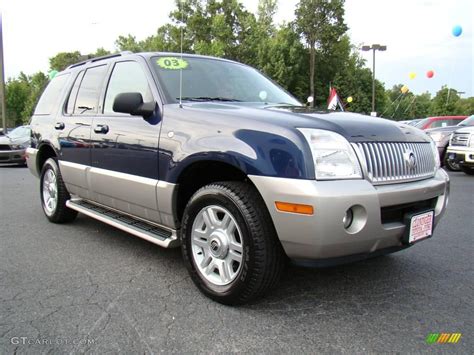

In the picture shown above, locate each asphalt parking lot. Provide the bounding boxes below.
[0,166,473,353]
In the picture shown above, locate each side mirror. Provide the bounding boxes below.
[113,92,156,119]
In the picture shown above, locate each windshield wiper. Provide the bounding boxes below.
[178,97,242,102]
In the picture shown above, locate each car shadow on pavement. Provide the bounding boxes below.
[71,213,410,312]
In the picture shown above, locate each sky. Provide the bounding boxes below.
[2,0,473,97]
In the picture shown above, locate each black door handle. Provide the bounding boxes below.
[54,122,65,130]
[94,124,109,134]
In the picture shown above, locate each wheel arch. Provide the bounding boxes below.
[36,142,59,173]
[173,159,264,226]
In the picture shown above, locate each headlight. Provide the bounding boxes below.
[430,140,440,170]
[10,144,26,150]
[298,128,362,180]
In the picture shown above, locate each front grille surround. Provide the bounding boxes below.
[353,142,436,185]
[450,132,470,147]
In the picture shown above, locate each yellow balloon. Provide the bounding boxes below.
[347,96,353,103]
[409,72,416,80]
[401,85,409,94]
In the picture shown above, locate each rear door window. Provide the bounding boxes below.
[65,71,85,114]
[34,74,70,115]
[74,65,107,115]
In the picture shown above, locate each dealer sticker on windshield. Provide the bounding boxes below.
[156,57,189,70]
[408,210,434,243]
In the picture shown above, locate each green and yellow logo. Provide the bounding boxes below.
[426,333,462,344]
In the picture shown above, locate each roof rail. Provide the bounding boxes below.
[67,51,133,69]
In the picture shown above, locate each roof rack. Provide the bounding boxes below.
[67,51,133,69]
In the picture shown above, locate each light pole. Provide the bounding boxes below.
[361,44,387,116]
[0,13,6,133]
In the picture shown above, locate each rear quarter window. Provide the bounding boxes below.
[34,74,70,115]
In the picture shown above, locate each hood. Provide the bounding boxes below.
[0,135,29,146]
[454,126,474,134]
[179,103,430,143]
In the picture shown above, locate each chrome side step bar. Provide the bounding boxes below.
[66,199,180,248]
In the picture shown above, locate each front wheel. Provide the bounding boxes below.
[40,158,78,223]
[444,153,460,171]
[181,181,284,305]
[460,165,474,175]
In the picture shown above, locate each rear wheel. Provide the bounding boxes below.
[40,158,78,223]
[460,165,474,175]
[181,181,284,305]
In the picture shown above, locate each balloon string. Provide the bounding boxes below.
[380,92,404,117]
[403,96,417,115]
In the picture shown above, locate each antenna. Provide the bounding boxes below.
[179,0,184,108]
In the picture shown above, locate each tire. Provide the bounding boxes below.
[443,152,460,171]
[181,181,285,305]
[460,166,474,175]
[40,158,78,223]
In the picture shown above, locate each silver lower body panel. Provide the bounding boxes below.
[249,169,449,260]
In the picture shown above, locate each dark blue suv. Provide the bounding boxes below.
[27,52,449,304]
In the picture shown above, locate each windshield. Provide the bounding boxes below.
[414,118,429,128]
[7,126,30,139]
[458,115,474,126]
[151,56,301,106]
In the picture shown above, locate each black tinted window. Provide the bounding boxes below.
[104,61,153,114]
[74,65,107,114]
[65,71,85,114]
[34,74,70,115]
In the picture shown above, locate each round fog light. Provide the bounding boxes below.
[343,208,354,229]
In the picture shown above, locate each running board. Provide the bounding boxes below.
[66,199,180,248]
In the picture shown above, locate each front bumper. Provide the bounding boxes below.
[447,146,474,166]
[0,148,27,164]
[249,169,449,263]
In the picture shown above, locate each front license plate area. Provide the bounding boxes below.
[403,210,434,244]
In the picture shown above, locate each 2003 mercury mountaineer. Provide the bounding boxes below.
[27,52,449,305]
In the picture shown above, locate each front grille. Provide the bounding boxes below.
[0,144,11,151]
[354,142,436,184]
[381,198,437,224]
[450,132,470,146]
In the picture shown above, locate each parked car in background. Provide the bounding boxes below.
[0,125,31,165]
[426,115,474,171]
[447,126,474,175]
[415,116,467,130]
[400,119,422,126]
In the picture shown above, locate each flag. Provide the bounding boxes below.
[327,87,344,111]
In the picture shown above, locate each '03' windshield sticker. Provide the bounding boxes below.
[156,57,189,70]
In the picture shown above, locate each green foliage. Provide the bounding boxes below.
[6,0,473,128]
[295,0,347,106]
[430,86,460,116]
[454,97,474,116]
[5,72,48,126]
[49,51,82,71]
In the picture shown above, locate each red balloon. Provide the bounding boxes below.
[426,70,434,78]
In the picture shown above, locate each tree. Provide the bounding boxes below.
[22,72,48,119]
[49,51,82,71]
[295,0,347,106]
[454,97,474,116]
[5,75,30,126]
[430,86,460,116]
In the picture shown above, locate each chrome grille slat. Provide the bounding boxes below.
[451,132,469,146]
[354,142,435,185]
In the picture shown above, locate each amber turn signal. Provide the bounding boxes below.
[275,201,314,215]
